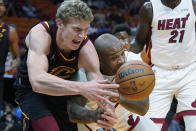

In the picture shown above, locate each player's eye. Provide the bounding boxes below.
[111,56,117,61]
[74,28,82,32]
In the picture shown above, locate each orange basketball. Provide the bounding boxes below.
[115,60,155,101]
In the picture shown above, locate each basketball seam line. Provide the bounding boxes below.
[121,64,152,69]
[117,74,154,84]
[120,79,155,95]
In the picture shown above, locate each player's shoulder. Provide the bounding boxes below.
[139,2,153,23]
[79,38,94,56]
[140,2,153,15]
[193,0,196,6]
[28,23,51,39]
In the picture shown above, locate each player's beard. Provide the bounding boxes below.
[113,63,124,76]
[162,0,181,8]
[166,0,181,3]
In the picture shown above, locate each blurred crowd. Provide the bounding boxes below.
[3,0,148,42]
[0,102,22,131]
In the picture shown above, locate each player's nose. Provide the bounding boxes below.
[78,31,85,38]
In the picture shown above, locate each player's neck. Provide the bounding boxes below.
[161,0,181,9]
[56,29,71,57]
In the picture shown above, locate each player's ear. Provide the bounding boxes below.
[99,57,104,69]
[56,18,64,29]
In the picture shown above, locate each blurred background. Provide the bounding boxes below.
[2,0,148,44]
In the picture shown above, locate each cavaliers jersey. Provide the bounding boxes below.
[16,21,88,89]
[150,0,196,69]
[0,24,9,74]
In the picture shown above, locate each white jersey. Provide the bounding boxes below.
[150,0,196,69]
[125,51,142,62]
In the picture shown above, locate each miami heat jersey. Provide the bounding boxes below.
[150,0,196,69]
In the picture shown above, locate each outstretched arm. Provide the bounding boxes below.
[129,2,153,54]
[27,24,119,100]
[27,24,83,96]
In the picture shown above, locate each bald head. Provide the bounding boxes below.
[94,33,125,76]
[94,33,121,57]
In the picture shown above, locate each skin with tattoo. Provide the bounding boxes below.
[68,34,149,128]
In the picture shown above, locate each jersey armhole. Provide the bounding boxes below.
[78,36,89,50]
[41,21,50,33]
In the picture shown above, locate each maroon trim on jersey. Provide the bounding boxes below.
[56,37,89,63]
[174,110,196,121]
[128,115,140,131]
[162,110,196,131]
[84,124,93,131]
[78,37,89,50]
[145,31,152,62]
[151,118,165,124]
[161,121,169,131]
[31,116,60,131]
[41,21,50,33]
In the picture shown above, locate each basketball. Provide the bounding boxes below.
[115,60,155,101]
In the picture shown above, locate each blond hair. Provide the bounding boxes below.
[56,0,94,24]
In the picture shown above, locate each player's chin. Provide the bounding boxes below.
[70,43,81,50]
[114,65,122,73]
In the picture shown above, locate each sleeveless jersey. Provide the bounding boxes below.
[0,24,9,74]
[16,21,88,89]
[150,0,196,69]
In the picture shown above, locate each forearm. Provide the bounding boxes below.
[67,96,99,124]
[119,95,149,116]
[68,103,98,124]
[13,57,21,67]
[29,72,84,96]
[86,71,103,81]
[129,38,145,54]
